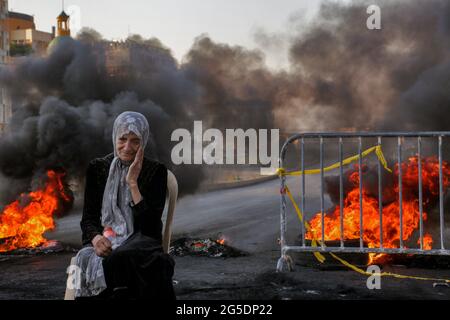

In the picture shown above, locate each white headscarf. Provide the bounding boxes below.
[101,111,150,248]
[74,111,150,297]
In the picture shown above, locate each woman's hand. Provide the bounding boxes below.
[92,235,112,257]
[126,146,143,187]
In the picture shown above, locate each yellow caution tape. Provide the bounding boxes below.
[284,185,450,283]
[284,186,326,263]
[277,145,392,177]
[329,252,450,283]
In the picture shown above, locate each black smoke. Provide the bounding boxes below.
[0,29,279,206]
[277,0,450,132]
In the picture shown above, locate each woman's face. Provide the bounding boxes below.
[116,131,141,162]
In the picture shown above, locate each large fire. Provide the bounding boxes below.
[305,156,450,264]
[0,170,72,252]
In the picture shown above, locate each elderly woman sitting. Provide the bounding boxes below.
[73,111,175,299]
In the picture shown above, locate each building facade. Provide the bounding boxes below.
[7,11,35,30]
[0,0,11,134]
[0,0,8,64]
[8,11,53,57]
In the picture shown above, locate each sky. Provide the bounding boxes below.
[8,0,324,68]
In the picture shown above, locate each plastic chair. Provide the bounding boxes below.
[163,169,178,254]
[64,169,178,300]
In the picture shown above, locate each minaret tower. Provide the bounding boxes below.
[56,0,70,37]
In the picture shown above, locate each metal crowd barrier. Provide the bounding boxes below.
[277,132,450,272]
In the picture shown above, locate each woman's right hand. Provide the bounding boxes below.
[92,235,112,257]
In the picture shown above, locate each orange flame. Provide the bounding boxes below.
[420,233,433,250]
[0,170,71,252]
[216,238,226,245]
[305,156,449,264]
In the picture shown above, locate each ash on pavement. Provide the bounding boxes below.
[0,247,449,300]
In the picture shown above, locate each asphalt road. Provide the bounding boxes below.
[1,176,450,300]
[46,176,327,253]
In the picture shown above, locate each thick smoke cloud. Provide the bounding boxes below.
[0,30,278,206]
[277,0,450,132]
